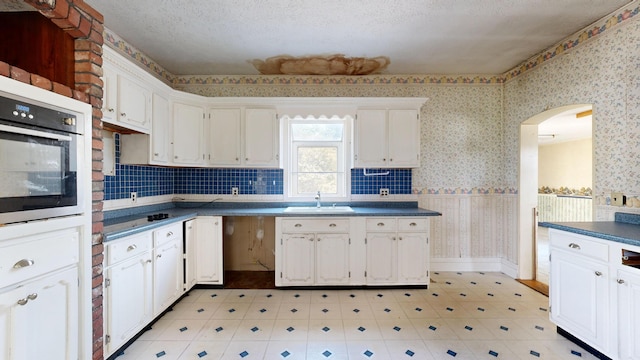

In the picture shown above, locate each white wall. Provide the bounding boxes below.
[538,138,592,190]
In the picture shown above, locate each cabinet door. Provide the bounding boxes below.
[209,108,241,166]
[366,232,397,284]
[397,232,428,284]
[117,74,152,133]
[617,269,640,360]
[315,233,350,285]
[550,250,609,351]
[153,237,183,315]
[151,92,171,164]
[0,267,78,360]
[195,217,223,284]
[244,108,279,167]
[101,64,117,123]
[388,109,420,167]
[172,102,205,165]
[280,233,315,285]
[355,109,387,167]
[184,220,197,290]
[105,252,153,356]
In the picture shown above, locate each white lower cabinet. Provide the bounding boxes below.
[153,223,184,316]
[549,228,640,360]
[276,218,351,286]
[184,219,198,291]
[194,216,223,285]
[0,266,78,360]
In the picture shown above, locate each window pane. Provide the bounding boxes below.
[291,123,343,141]
[298,147,337,172]
[297,173,338,194]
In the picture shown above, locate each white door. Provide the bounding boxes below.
[195,217,223,284]
[0,267,78,360]
[151,92,171,163]
[388,109,420,167]
[617,269,640,359]
[280,233,315,285]
[184,220,197,290]
[366,232,397,284]
[153,237,183,315]
[172,102,205,165]
[105,253,153,355]
[397,232,428,283]
[550,250,609,351]
[355,109,387,167]
[209,108,241,165]
[118,74,151,132]
[244,108,279,167]
[315,233,350,285]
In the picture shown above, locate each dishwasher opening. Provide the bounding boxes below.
[622,249,640,269]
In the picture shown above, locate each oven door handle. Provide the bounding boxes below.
[0,124,72,142]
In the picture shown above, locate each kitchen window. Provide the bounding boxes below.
[283,116,351,201]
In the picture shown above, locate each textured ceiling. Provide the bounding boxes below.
[81,0,633,76]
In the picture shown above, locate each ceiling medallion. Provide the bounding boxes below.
[250,54,390,75]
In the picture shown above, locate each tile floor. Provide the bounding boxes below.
[112,272,598,360]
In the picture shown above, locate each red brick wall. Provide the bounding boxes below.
[1,1,106,359]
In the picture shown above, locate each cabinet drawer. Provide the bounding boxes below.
[106,232,152,266]
[550,230,609,262]
[281,219,350,233]
[366,218,397,232]
[398,218,428,232]
[0,229,79,288]
[153,223,183,247]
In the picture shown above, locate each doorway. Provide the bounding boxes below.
[518,104,594,291]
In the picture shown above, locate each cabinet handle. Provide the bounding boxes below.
[317,238,321,241]
[17,298,28,306]
[377,222,385,227]
[568,243,581,250]
[383,158,386,161]
[27,293,38,301]
[410,222,417,227]
[174,156,178,159]
[309,238,314,242]
[235,157,239,161]
[107,108,114,113]
[390,158,393,162]
[245,158,249,161]
[146,259,152,263]
[13,259,35,269]
[329,223,337,227]
[167,231,173,237]
[595,271,602,276]
[399,237,403,240]
[127,244,137,251]
[154,153,159,156]
[617,279,625,284]
[392,236,396,241]
[157,254,162,258]
[294,224,302,227]
[120,112,126,117]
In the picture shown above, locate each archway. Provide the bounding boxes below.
[518,104,593,280]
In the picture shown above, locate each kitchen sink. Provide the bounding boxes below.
[283,206,355,214]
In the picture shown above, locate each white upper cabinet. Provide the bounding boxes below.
[208,108,242,166]
[244,108,279,167]
[101,61,152,134]
[355,109,420,168]
[172,102,206,165]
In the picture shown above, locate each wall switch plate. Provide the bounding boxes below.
[130,192,137,203]
[379,188,389,197]
[231,187,239,196]
[611,192,624,206]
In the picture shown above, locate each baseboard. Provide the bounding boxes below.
[500,259,518,278]
[430,258,502,272]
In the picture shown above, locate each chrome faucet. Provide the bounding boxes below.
[315,191,321,208]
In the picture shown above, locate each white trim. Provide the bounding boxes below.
[430,258,503,272]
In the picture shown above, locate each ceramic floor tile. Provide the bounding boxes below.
[516,318,563,340]
[243,302,280,320]
[155,319,209,341]
[232,319,275,341]
[337,290,368,303]
[177,341,228,360]
[109,339,153,359]
[194,290,231,303]
[127,340,190,360]
[339,302,375,320]
[179,289,211,303]
[423,339,478,360]
[389,289,426,303]
[342,319,383,341]
[136,318,174,341]
[162,301,220,321]
[410,318,460,340]
[252,290,286,303]
[263,340,308,360]
[306,341,348,360]
[384,340,436,359]
[279,290,312,304]
[210,302,251,320]
[269,319,309,341]
[309,302,343,320]
[479,318,534,341]
[346,340,392,359]
[369,301,408,320]
[310,290,342,303]
[224,289,258,303]
[276,302,311,320]
[543,339,602,360]
[398,301,438,319]
[308,319,346,341]
[194,319,241,341]
[463,339,521,359]
[458,301,503,318]
[503,340,562,359]
[442,318,496,340]
[431,302,475,319]
[220,340,268,360]
[376,319,421,340]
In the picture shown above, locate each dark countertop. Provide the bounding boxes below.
[103,202,441,242]
[540,220,640,248]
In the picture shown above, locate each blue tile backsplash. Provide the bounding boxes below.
[104,135,411,200]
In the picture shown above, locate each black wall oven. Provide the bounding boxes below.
[0,94,85,224]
